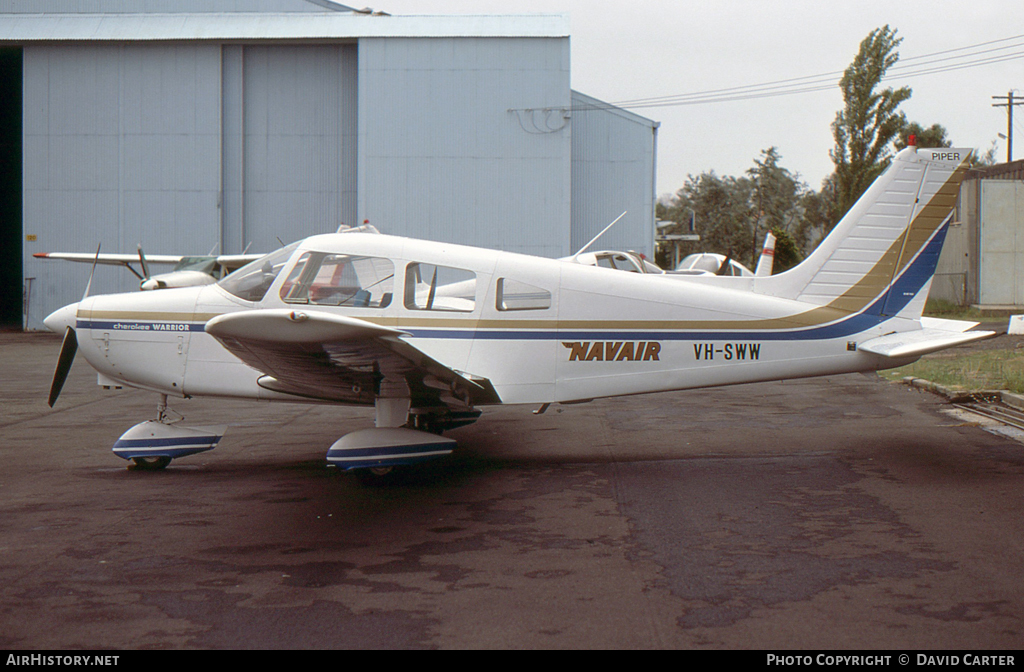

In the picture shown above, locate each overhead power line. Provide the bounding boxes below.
[578,33,1024,112]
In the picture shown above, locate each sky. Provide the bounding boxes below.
[374,0,1024,198]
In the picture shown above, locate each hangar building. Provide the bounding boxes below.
[0,0,658,330]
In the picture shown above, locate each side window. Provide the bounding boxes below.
[404,263,476,312]
[280,252,394,308]
[496,278,551,311]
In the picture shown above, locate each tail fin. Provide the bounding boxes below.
[762,147,972,322]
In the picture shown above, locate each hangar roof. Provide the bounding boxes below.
[0,11,570,42]
[0,0,356,12]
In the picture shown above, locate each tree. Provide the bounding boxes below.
[768,226,803,274]
[747,147,802,267]
[657,172,753,268]
[657,148,817,269]
[828,25,911,227]
[896,122,951,149]
[973,141,1000,167]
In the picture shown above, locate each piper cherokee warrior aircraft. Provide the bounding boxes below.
[43,144,992,477]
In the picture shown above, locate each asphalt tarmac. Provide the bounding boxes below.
[1,331,1023,650]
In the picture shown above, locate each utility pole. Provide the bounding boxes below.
[992,91,1024,163]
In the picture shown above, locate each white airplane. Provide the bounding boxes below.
[672,253,754,277]
[571,249,664,274]
[33,248,262,290]
[668,224,778,279]
[564,212,767,277]
[42,145,992,479]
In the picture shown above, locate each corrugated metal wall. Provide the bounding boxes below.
[240,44,355,252]
[979,180,1024,307]
[358,37,572,258]
[932,179,977,306]
[23,44,223,328]
[22,40,358,329]
[570,90,657,259]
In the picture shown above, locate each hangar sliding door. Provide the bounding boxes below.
[979,180,1024,307]
[238,44,356,254]
[22,44,222,329]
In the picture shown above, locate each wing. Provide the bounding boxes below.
[34,252,183,266]
[204,309,500,409]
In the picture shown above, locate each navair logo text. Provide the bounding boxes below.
[562,341,661,362]
[693,343,761,361]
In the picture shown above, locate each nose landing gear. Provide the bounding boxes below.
[114,395,226,470]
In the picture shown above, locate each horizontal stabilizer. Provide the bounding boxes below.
[859,323,995,359]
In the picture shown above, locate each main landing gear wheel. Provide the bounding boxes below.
[129,456,172,471]
[352,465,401,485]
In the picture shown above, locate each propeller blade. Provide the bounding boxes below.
[83,243,101,301]
[715,254,733,276]
[426,266,438,310]
[137,245,151,281]
[48,326,78,408]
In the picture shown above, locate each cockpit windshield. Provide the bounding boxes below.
[217,242,300,302]
[174,257,218,274]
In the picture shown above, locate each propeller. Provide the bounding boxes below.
[82,243,100,300]
[715,254,733,276]
[137,245,151,283]
[47,326,77,407]
[46,244,99,407]
[425,265,438,310]
[137,245,168,290]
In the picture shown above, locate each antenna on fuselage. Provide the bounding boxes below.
[571,211,627,259]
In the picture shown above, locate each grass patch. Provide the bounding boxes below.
[922,298,988,321]
[880,349,1024,393]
